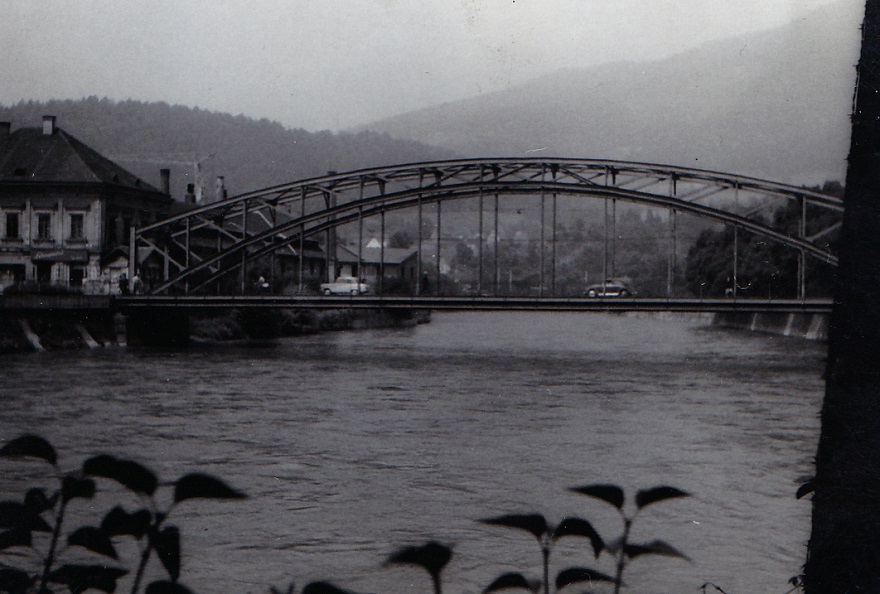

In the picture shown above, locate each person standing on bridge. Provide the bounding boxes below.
[118,273,129,295]
[131,273,144,295]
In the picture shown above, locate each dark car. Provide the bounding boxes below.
[584,278,635,298]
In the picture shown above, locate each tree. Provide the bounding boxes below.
[389,230,415,249]
[683,199,838,299]
[804,2,880,591]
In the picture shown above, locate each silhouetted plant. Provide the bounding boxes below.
[384,540,452,594]
[785,574,805,593]
[267,580,367,594]
[479,513,610,594]
[568,484,689,594]
[795,476,815,501]
[0,434,245,594]
[483,572,541,593]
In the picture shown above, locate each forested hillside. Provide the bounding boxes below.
[361,1,858,185]
[0,97,456,199]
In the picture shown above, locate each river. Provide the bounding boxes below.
[0,312,825,594]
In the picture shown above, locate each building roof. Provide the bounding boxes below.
[169,199,325,258]
[0,120,164,194]
[337,243,417,265]
[100,245,162,267]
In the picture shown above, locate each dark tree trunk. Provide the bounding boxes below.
[805,2,880,591]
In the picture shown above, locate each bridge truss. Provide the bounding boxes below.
[132,158,842,297]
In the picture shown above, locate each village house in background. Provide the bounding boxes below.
[335,238,418,294]
[0,116,172,293]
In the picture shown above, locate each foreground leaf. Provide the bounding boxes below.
[61,476,95,503]
[555,566,617,590]
[796,480,816,499]
[385,540,452,577]
[0,501,53,532]
[483,571,540,592]
[173,473,246,503]
[635,486,689,509]
[0,435,57,466]
[302,582,362,594]
[83,455,158,496]
[552,517,604,557]
[568,484,625,509]
[0,527,32,551]
[24,488,55,513]
[479,513,548,540]
[48,564,127,594]
[68,526,118,559]
[145,581,195,594]
[624,539,690,561]
[152,526,181,581]
[0,567,33,594]
[101,506,152,538]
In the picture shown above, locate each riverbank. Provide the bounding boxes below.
[0,307,432,353]
[0,312,118,353]
[190,308,431,342]
[0,308,824,353]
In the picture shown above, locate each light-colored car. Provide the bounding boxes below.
[320,276,370,295]
[584,278,635,298]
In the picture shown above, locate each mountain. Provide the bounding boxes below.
[359,2,860,185]
[0,98,457,199]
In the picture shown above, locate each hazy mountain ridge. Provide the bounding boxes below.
[0,98,457,198]
[360,2,859,184]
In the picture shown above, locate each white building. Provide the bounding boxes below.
[0,116,172,293]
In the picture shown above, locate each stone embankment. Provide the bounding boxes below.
[0,310,120,353]
[0,307,431,353]
[711,311,828,340]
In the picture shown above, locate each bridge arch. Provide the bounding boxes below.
[133,158,842,296]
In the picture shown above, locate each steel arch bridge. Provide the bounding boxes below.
[131,158,842,298]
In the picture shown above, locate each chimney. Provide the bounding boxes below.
[215,176,227,202]
[160,168,171,195]
[42,115,56,136]
[0,122,10,137]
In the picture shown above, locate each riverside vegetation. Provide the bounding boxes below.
[0,435,803,594]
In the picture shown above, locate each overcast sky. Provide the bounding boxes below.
[0,0,857,132]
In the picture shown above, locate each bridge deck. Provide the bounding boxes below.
[113,295,833,314]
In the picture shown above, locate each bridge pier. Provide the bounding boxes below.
[125,309,191,347]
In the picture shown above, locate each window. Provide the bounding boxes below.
[5,212,19,239]
[70,213,84,240]
[69,266,86,288]
[37,213,52,240]
[36,262,52,283]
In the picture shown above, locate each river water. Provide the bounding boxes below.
[0,312,825,594]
